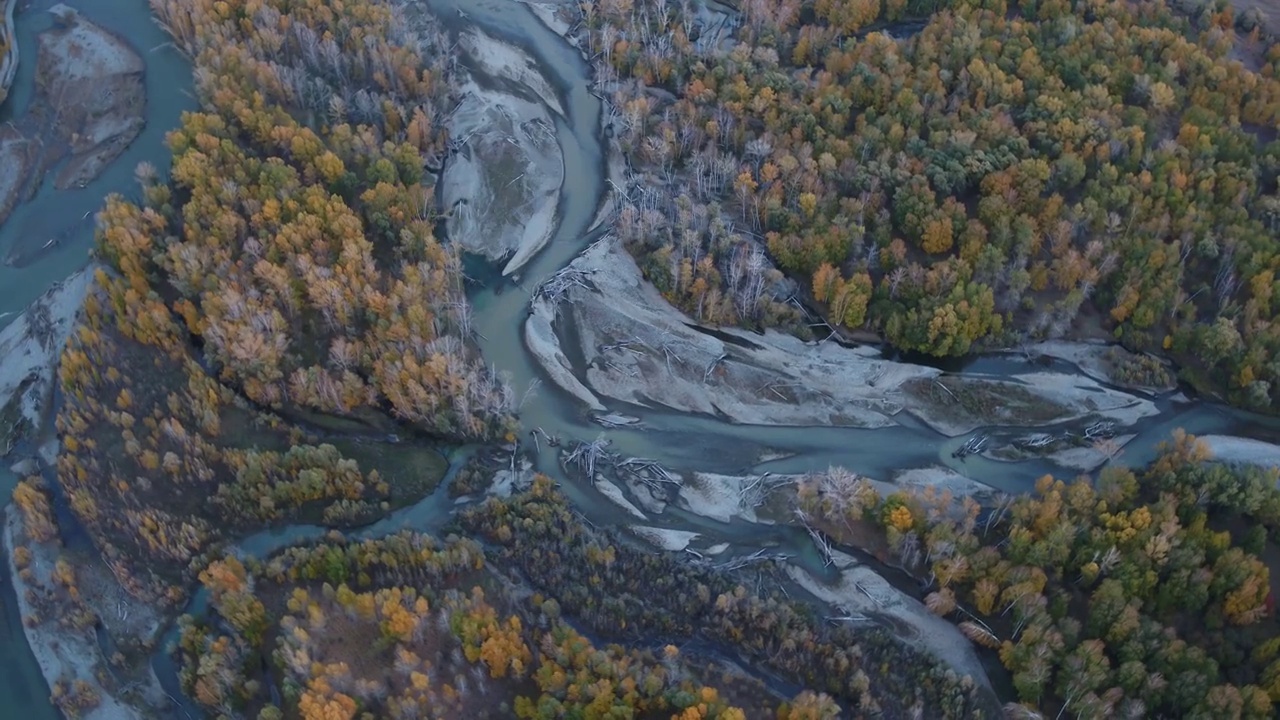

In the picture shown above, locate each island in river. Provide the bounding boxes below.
[3,0,1280,718]
[0,4,145,254]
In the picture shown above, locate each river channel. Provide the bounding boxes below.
[1,0,1279,717]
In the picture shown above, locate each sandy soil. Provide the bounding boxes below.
[1023,341,1174,394]
[904,372,1159,437]
[629,525,699,551]
[5,508,165,719]
[677,472,773,524]
[527,236,940,427]
[0,266,93,457]
[525,236,1161,436]
[525,296,605,410]
[1201,435,1280,470]
[886,466,998,502]
[786,549,992,692]
[518,0,574,39]
[40,6,145,189]
[441,29,564,275]
[594,476,648,519]
[1045,434,1135,472]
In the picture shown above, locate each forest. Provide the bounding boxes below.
[796,431,1280,718]
[44,0,517,605]
[160,472,1001,719]
[14,0,1280,717]
[586,0,1280,411]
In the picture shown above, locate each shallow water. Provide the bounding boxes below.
[0,0,195,332]
[0,0,1276,717]
[0,0,194,715]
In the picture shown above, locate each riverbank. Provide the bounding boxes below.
[1201,435,1280,469]
[0,265,94,458]
[524,235,1162,438]
[0,0,16,107]
[5,507,166,719]
[3,0,1280,717]
[442,26,565,275]
[528,235,938,427]
[0,5,145,246]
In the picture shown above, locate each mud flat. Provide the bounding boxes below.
[0,6,145,251]
[0,266,94,457]
[441,28,564,275]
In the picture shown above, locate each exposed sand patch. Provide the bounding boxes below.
[0,7,144,241]
[526,236,940,427]
[458,25,564,117]
[786,549,992,691]
[524,296,605,411]
[0,266,94,456]
[5,508,166,719]
[38,6,145,190]
[630,525,699,551]
[489,460,536,498]
[1022,341,1175,393]
[678,472,772,524]
[888,466,998,502]
[1200,435,1280,470]
[441,29,564,275]
[905,372,1158,437]
[516,0,574,44]
[1046,434,1136,472]
[594,476,648,520]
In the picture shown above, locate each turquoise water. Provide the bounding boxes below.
[0,1,1274,718]
[0,1,193,717]
[0,0,194,332]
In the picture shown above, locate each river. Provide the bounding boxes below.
[0,0,1277,717]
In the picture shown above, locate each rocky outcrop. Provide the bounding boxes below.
[0,6,145,236]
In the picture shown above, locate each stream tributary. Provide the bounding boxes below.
[1,0,1278,717]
